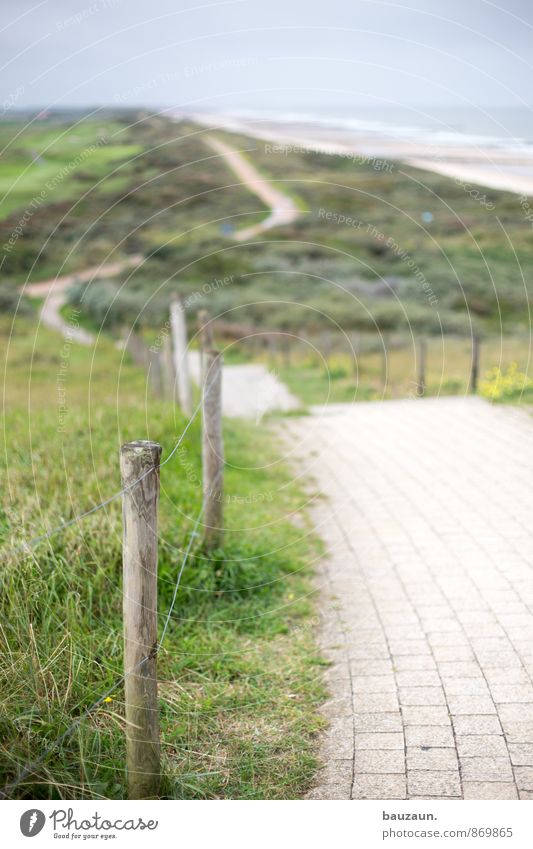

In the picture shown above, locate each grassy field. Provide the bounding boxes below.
[0,115,266,287]
[3,114,533,347]
[0,313,324,800]
[217,330,533,405]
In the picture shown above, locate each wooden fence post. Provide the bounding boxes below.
[281,333,292,367]
[417,337,427,397]
[322,331,333,370]
[198,309,214,351]
[267,335,278,367]
[148,348,162,398]
[470,334,480,393]
[198,309,214,385]
[126,333,148,368]
[381,335,388,390]
[202,350,224,550]
[350,332,359,378]
[120,440,162,800]
[170,296,192,416]
[160,336,176,402]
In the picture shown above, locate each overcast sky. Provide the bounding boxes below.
[2,0,533,114]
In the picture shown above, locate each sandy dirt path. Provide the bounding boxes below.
[287,397,533,800]
[204,135,299,240]
[24,255,143,345]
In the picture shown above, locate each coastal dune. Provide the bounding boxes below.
[186,110,533,197]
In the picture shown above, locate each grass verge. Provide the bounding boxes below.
[0,314,325,799]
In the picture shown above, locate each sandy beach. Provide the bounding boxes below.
[186,111,533,196]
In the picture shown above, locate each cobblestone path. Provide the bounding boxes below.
[287,398,533,800]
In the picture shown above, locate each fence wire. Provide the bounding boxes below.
[1,396,204,564]
[0,395,219,798]
[0,485,210,799]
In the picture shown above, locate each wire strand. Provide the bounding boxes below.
[0,396,203,563]
[0,463,223,799]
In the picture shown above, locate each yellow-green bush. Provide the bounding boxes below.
[479,362,533,401]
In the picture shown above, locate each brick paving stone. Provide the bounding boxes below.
[514,766,533,790]
[308,784,351,800]
[396,670,442,688]
[353,750,405,774]
[320,694,353,719]
[288,398,533,800]
[351,676,397,693]
[508,743,533,765]
[393,655,438,672]
[432,646,476,662]
[352,774,407,799]
[407,771,461,797]
[490,685,533,704]
[453,716,503,735]
[463,782,518,800]
[459,757,514,782]
[442,678,491,697]
[439,661,483,678]
[353,713,403,733]
[399,687,446,706]
[390,640,433,656]
[500,722,533,742]
[349,659,393,676]
[448,694,497,715]
[313,760,353,787]
[402,706,451,726]
[405,726,455,748]
[407,747,459,771]
[353,692,399,713]
[499,704,533,723]
[456,735,508,758]
[353,733,404,750]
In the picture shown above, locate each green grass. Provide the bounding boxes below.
[3,114,532,345]
[0,117,268,285]
[0,120,143,220]
[0,314,324,799]
[251,334,533,405]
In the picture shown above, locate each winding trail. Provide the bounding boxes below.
[24,255,143,345]
[204,135,299,240]
[22,140,300,415]
[287,397,533,800]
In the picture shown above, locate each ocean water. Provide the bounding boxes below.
[223,105,533,151]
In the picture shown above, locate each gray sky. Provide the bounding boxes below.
[2,0,533,113]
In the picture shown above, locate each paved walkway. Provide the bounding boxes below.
[286,397,533,800]
[204,135,299,240]
[188,351,299,419]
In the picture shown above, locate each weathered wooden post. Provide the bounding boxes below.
[322,331,333,371]
[127,333,148,368]
[202,350,224,550]
[470,334,480,393]
[350,332,359,377]
[160,336,176,402]
[381,335,388,390]
[198,309,214,351]
[148,348,162,398]
[267,335,278,367]
[417,337,427,397]
[170,296,192,416]
[281,333,292,368]
[198,309,214,385]
[120,440,162,799]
